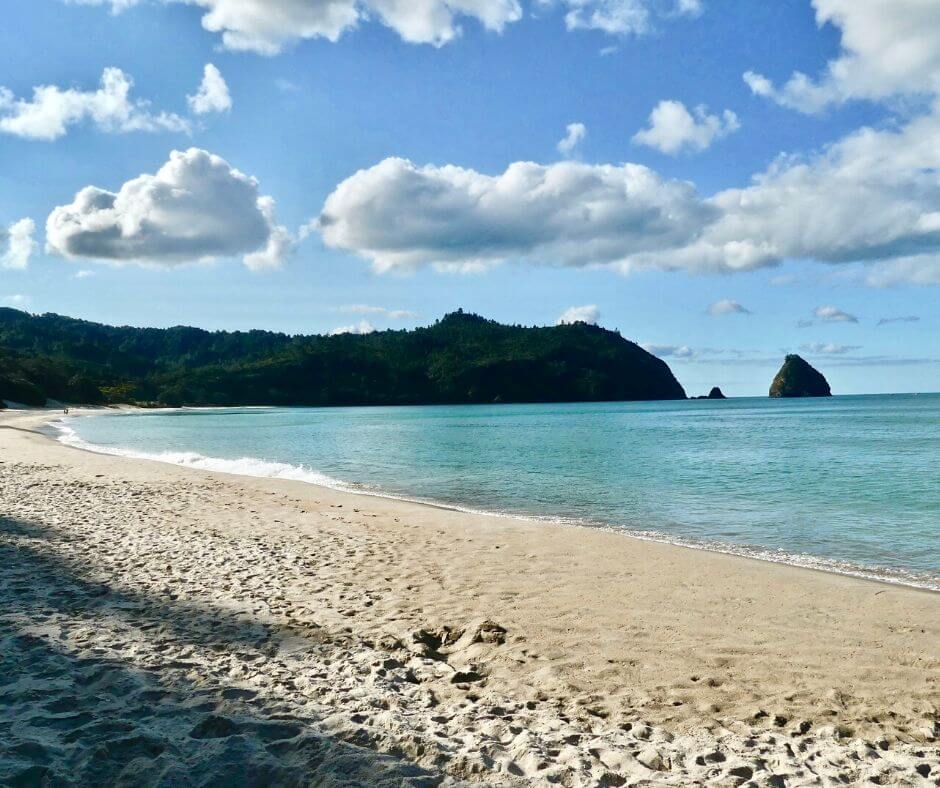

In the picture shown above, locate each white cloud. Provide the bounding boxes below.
[311,95,940,286]
[340,304,387,314]
[73,0,523,53]
[814,305,858,323]
[865,256,940,287]
[46,148,292,270]
[557,122,586,156]
[641,342,696,359]
[275,79,301,93]
[329,320,376,335]
[243,196,294,271]
[557,304,600,325]
[0,67,189,141]
[623,102,940,281]
[188,64,232,115]
[315,157,713,273]
[744,0,940,112]
[339,304,418,319]
[74,269,96,279]
[73,0,706,50]
[2,294,29,307]
[547,0,702,36]
[1,219,37,270]
[707,298,750,316]
[800,342,861,355]
[633,100,739,155]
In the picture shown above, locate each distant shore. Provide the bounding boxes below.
[1,408,937,785]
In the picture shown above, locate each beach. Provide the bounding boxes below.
[1,409,937,786]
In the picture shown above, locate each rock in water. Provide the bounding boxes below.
[692,387,727,400]
[769,355,831,398]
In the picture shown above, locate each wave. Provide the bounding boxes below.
[52,418,345,489]
[50,415,940,593]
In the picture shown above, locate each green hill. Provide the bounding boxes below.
[0,308,686,407]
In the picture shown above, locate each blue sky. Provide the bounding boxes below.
[1,0,938,395]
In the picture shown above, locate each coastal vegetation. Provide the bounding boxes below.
[0,308,687,407]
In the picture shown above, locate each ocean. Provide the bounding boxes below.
[55,394,940,591]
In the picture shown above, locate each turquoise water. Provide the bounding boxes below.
[58,395,940,590]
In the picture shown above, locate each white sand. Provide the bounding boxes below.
[1,409,937,786]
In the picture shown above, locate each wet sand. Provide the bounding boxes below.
[1,409,937,786]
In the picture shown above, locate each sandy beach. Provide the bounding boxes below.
[1,409,937,786]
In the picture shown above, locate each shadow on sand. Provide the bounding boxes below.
[0,515,450,787]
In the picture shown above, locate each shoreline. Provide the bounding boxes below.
[2,407,938,785]
[50,407,940,594]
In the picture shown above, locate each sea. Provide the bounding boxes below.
[54,394,940,591]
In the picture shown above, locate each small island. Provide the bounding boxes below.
[694,387,727,400]
[769,355,832,398]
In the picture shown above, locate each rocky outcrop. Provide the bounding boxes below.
[769,355,831,398]
[693,387,726,400]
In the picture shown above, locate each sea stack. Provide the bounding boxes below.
[769,355,831,398]
[694,387,727,400]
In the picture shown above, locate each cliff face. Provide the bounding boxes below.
[769,355,832,398]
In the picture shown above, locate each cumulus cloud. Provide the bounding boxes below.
[0,67,189,141]
[814,305,858,323]
[707,298,750,316]
[877,315,919,326]
[329,320,376,335]
[188,64,232,115]
[243,196,294,271]
[2,294,29,307]
[632,100,739,155]
[310,86,940,285]
[557,122,586,156]
[73,0,523,52]
[800,342,861,355]
[46,148,292,270]
[622,102,940,280]
[744,0,940,112]
[547,0,702,36]
[1,219,37,270]
[557,304,600,325]
[74,269,96,279]
[315,157,714,273]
